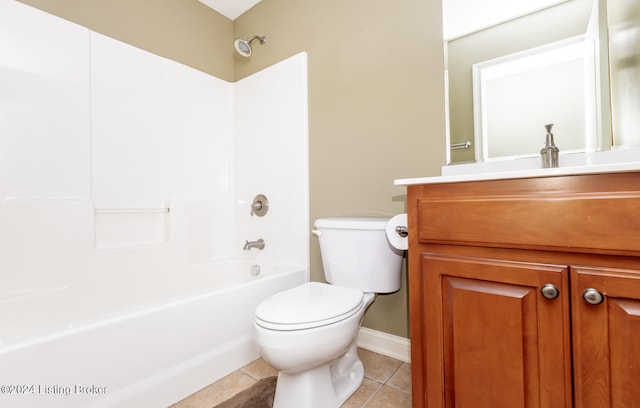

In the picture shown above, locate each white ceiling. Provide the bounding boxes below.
[443,0,569,39]
[198,0,262,20]
[198,0,568,38]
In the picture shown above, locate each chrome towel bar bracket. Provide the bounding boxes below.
[450,141,471,150]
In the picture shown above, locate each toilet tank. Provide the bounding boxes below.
[313,217,403,293]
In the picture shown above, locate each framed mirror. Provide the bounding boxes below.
[444,0,640,165]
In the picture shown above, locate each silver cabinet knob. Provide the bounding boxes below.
[582,288,604,305]
[540,284,560,300]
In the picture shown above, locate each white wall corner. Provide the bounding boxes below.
[357,327,411,363]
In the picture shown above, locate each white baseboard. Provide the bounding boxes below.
[356,327,411,363]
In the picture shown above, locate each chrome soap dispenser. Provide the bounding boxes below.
[540,123,559,168]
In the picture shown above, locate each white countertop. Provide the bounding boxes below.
[395,149,640,186]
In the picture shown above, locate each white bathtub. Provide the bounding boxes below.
[0,260,306,408]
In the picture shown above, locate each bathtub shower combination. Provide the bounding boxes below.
[1,261,305,408]
[0,2,309,407]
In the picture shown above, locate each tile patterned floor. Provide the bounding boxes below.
[171,348,411,408]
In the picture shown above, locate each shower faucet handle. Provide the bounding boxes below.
[250,194,269,217]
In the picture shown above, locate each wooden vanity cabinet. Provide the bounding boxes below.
[571,265,640,408]
[406,172,640,408]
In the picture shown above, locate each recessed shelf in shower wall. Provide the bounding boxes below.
[94,207,170,250]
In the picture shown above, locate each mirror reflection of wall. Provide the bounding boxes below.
[446,0,596,164]
[473,37,591,161]
[608,0,640,148]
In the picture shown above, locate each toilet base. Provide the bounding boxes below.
[272,343,364,408]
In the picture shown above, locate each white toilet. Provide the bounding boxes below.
[254,217,404,408]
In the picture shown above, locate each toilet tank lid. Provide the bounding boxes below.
[314,217,389,230]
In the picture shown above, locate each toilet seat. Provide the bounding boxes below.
[255,282,364,331]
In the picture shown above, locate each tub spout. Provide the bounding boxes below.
[243,239,265,250]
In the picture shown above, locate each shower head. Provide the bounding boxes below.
[234,35,266,57]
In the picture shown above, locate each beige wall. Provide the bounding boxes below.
[234,0,446,337]
[17,0,235,81]
[17,0,446,338]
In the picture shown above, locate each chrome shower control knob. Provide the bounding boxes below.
[540,284,560,300]
[582,288,604,305]
[250,194,269,217]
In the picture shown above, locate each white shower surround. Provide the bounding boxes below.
[0,1,308,406]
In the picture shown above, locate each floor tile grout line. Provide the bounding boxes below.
[239,368,260,382]
[382,362,412,395]
[358,380,384,408]
[384,382,412,395]
[384,362,404,384]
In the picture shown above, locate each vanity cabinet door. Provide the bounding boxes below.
[571,266,640,408]
[421,253,572,408]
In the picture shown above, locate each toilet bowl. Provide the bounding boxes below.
[254,218,404,408]
[255,283,375,408]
